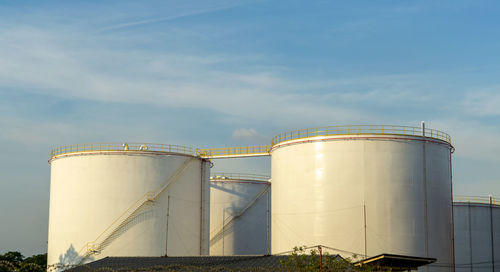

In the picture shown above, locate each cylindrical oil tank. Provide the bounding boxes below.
[209,173,271,255]
[47,143,210,271]
[454,196,500,272]
[270,125,454,271]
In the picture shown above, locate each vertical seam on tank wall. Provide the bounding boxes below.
[266,183,270,255]
[491,199,495,272]
[423,139,429,260]
[450,148,456,272]
[222,207,225,256]
[363,140,367,258]
[165,194,170,256]
[200,160,203,255]
[363,204,367,258]
[469,203,473,272]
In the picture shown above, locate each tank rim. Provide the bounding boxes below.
[271,125,452,149]
[49,142,197,162]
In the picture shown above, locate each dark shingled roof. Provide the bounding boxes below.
[67,255,289,271]
[354,253,437,271]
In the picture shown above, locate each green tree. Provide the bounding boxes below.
[0,252,24,267]
[279,246,375,272]
[0,252,46,272]
[0,260,17,272]
[22,254,46,268]
[18,262,44,272]
[0,251,25,271]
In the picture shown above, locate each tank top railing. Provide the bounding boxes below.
[49,125,451,161]
[50,143,272,161]
[271,125,451,146]
[49,143,196,161]
[454,195,499,205]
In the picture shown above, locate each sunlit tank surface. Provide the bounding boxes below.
[47,143,210,271]
[454,196,500,272]
[209,173,270,255]
[270,125,454,272]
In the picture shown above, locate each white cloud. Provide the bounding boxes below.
[0,25,372,128]
[463,88,500,116]
[3,22,469,133]
[0,24,493,141]
[232,128,258,138]
[427,118,500,163]
[232,128,268,144]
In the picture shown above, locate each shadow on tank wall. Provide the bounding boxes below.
[48,244,94,271]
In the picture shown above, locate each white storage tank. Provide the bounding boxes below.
[47,143,210,271]
[209,173,270,255]
[454,196,500,272]
[270,125,454,271]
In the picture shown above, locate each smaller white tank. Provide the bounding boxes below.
[209,173,271,255]
[454,196,500,272]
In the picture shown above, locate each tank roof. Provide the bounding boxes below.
[49,142,196,162]
[271,125,452,146]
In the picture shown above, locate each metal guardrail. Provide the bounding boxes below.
[49,143,271,161]
[271,125,451,146]
[197,145,271,158]
[454,195,500,205]
[50,143,196,160]
[49,125,451,160]
[210,173,270,182]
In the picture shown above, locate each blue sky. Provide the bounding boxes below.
[1,0,500,256]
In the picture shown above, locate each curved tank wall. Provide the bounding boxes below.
[454,196,500,272]
[47,143,210,271]
[209,173,270,255]
[270,126,454,271]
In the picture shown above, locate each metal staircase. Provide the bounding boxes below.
[76,157,196,264]
[209,184,270,245]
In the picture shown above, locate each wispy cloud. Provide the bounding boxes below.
[232,128,268,144]
[427,118,500,163]
[99,1,248,32]
[1,26,449,130]
[233,128,259,138]
[462,88,500,116]
[0,25,373,127]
